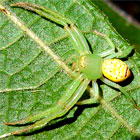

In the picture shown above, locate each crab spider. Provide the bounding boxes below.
[0,2,139,138]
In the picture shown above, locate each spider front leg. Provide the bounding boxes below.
[11,2,72,26]
[14,78,90,135]
[11,2,90,56]
[0,75,87,138]
[100,77,140,111]
[5,75,84,125]
[65,25,90,55]
[76,81,100,105]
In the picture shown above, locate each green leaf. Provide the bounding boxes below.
[0,0,140,139]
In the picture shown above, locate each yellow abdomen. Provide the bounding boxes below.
[102,59,131,82]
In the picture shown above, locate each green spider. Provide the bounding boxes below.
[0,2,139,138]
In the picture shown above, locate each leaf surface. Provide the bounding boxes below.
[0,0,140,140]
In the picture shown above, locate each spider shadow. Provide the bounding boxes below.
[20,103,99,136]
[119,72,134,87]
[118,49,134,87]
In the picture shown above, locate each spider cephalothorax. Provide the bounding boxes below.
[77,54,103,80]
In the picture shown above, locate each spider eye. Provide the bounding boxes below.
[102,59,131,82]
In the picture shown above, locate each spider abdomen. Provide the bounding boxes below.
[78,54,103,80]
[102,59,131,82]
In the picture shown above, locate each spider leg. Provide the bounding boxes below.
[11,2,72,26]
[94,30,133,59]
[11,3,90,56]
[63,79,90,110]
[94,30,116,58]
[100,77,140,111]
[76,81,100,105]
[3,108,62,136]
[5,75,84,126]
[64,25,90,55]
[5,106,58,125]
[1,78,90,136]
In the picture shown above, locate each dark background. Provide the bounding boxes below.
[111,1,140,22]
